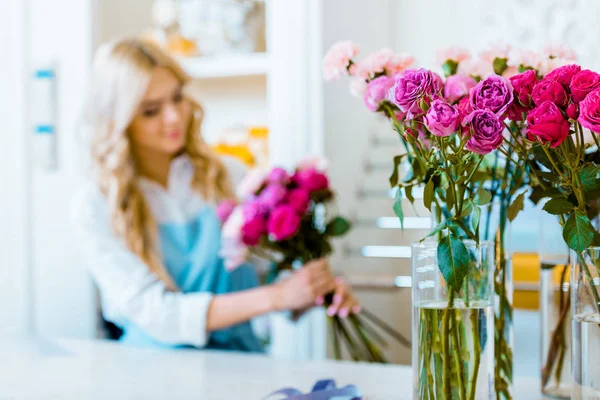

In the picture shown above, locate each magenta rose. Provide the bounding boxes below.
[526,101,570,148]
[544,64,581,88]
[258,184,287,208]
[469,74,514,116]
[507,102,529,122]
[570,69,600,102]
[567,102,580,120]
[443,74,477,102]
[242,199,267,220]
[578,88,600,133]
[267,205,301,241]
[268,167,289,184]
[241,216,267,246]
[509,69,538,107]
[293,168,329,193]
[388,68,443,119]
[424,99,460,137]
[216,199,236,222]
[532,78,569,108]
[364,75,395,112]
[285,188,311,214]
[462,110,504,154]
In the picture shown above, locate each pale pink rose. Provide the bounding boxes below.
[544,44,577,61]
[508,49,544,70]
[457,58,493,78]
[220,236,249,271]
[502,66,519,78]
[353,49,414,80]
[539,57,572,77]
[479,44,512,63]
[297,155,328,172]
[237,169,267,199]
[350,77,368,98]
[222,206,244,238]
[437,46,471,64]
[323,40,360,81]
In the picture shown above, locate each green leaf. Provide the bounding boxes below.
[563,211,596,253]
[437,234,470,292]
[474,188,492,206]
[405,185,415,204]
[507,192,525,222]
[393,189,404,229]
[412,158,425,180]
[460,200,474,218]
[446,185,455,213]
[325,216,352,237]
[424,178,435,212]
[472,206,481,237]
[532,145,553,170]
[580,164,600,192]
[389,155,405,188]
[442,59,459,77]
[423,221,447,241]
[493,57,508,76]
[542,198,575,215]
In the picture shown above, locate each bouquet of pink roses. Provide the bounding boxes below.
[217,158,410,363]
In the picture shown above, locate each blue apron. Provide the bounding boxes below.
[119,206,264,352]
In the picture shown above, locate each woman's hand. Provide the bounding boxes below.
[320,277,361,318]
[270,259,337,312]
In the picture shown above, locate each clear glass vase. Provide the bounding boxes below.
[571,246,600,399]
[539,212,572,399]
[412,239,495,400]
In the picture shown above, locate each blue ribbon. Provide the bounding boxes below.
[263,379,362,400]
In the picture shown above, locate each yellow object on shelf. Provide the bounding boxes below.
[213,143,255,167]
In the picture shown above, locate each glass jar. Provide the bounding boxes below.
[412,239,495,399]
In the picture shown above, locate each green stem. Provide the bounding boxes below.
[451,310,467,399]
[468,309,481,400]
[442,290,455,399]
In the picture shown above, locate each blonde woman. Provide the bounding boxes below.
[71,38,359,351]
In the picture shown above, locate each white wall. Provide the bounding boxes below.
[27,0,97,338]
[0,0,31,336]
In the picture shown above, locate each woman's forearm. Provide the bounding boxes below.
[205,285,280,332]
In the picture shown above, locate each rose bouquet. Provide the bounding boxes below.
[217,158,410,363]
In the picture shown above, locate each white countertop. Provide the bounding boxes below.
[0,336,544,399]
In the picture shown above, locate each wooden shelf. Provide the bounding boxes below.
[177,53,270,79]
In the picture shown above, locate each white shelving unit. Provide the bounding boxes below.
[177,53,271,79]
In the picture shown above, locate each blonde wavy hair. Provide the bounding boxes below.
[83,38,234,290]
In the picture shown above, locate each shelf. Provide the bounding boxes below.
[177,53,270,79]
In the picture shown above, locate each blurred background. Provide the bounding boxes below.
[2,0,600,374]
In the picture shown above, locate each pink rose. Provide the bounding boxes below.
[364,75,395,111]
[544,45,577,61]
[570,69,600,102]
[293,168,329,192]
[456,96,474,122]
[241,216,267,246]
[323,41,360,81]
[502,66,519,79]
[578,88,600,133]
[457,59,493,79]
[479,44,512,63]
[567,102,580,120]
[509,69,538,107]
[242,199,267,220]
[507,50,543,71]
[437,46,471,64]
[532,78,569,108]
[424,100,460,137]
[463,110,504,154]
[544,64,581,88]
[443,74,477,102]
[469,74,514,116]
[258,184,287,208]
[526,101,570,148]
[267,205,301,241]
[285,188,311,214]
[216,199,237,222]
[507,102,529,122]
[388,68,443,120]
[268,167,289,184]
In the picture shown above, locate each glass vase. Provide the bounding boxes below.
[539,211,572,399]
[571,246,600,399]
[412,239,495,400]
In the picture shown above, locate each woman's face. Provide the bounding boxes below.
[128,67,191,156]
